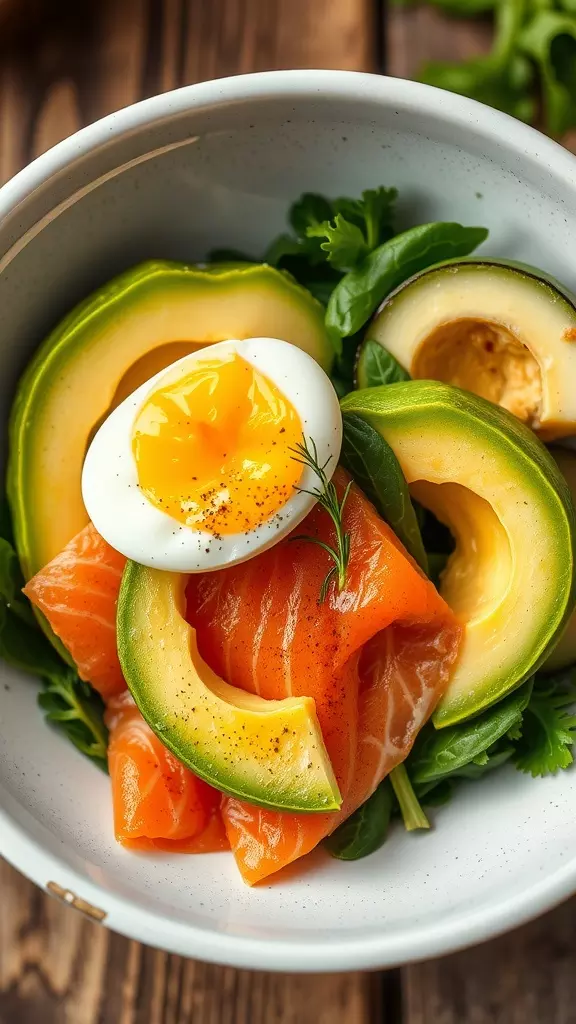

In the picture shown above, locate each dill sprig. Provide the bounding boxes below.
[289,437,352,603]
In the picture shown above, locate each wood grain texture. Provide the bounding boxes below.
[404,899,576,1024]
[385,4,492,79]
[2,1,576,1022]
[0,1,380,1021]
[0,857,380,1024]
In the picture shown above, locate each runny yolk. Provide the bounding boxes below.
[132,353,303,536]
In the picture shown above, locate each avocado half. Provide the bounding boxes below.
[359,260,576,441]
[341,381,576,727]
[544,446,576,672]
[8,260,332,581]
[117,562,341,812]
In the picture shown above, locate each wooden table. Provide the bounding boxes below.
[1,2,575,1021]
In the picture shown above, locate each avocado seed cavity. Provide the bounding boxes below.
[412,318,542,428]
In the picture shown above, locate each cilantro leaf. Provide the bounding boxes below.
[307,215,370,271]
[333,187,398,250]
[512,674,576,776]
[38,669,108,772]
[0,525,109,772]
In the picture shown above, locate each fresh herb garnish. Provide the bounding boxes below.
[0,527,108,771]
[290,437,352,603]
[512,671,576,776]
[38,669,108,771]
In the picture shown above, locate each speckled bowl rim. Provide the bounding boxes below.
[2,69,576,970]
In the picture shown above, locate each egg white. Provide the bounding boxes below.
[82,337,343,572]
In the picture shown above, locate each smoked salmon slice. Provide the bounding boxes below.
[187,469,462,884]
[24,523,127,700]
[24,526,228,851]
[106,690,228,851]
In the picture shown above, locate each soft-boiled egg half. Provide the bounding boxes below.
[82,337,342,571]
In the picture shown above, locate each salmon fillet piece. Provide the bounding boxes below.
[23,523,126,699]
[106,690,228,851]
[187,470,461,884]
[25,527,227,851]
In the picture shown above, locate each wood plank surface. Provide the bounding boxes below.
[2,1,576,1023]
[0,3,381,1022]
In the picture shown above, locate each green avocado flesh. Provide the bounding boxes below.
[341,381,576,727]
[117,562,341,812]
[544,447,576,672]
[362,260,576,441]
[8,260,332,582]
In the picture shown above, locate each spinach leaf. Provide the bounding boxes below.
[355,339,410,389]
[324,779,393,860]
[326,222,489,341]
[450,745,515,780]
[341,413,428,571]
[410,680,533,786]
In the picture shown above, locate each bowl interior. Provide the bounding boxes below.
[1,73,576,969]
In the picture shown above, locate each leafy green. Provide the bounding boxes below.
[341,413,428,570]
[326,222,488,342]
[390,763,430,830]
[289,193,334,239]
[324,780,394,859]
[308,215,370,271]
[261,187,398,309]
[421,52,536,123]
[402,0,576,137]
[0,528,108,771]
[410,681,533,786]
[520,10,576,135]
[512,672,576,776]
[38,670,108,771]
[307,187,398,270]
[355,339,411,389]
[421,0,536,122]
[427,551,450,588]
[0,602,64,679]
[0,536,36,626]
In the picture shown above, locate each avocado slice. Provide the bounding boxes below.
[117,561,341,812]
[544,446,576,672]
[341,381,576,727]
[8,260,332,581]
[361,260,576,441]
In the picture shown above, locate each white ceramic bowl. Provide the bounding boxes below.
[2,70,576,972]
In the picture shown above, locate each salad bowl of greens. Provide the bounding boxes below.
[2,69,576,970]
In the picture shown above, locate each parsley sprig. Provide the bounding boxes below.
[512,674,576,777]
[290,437,352,603]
